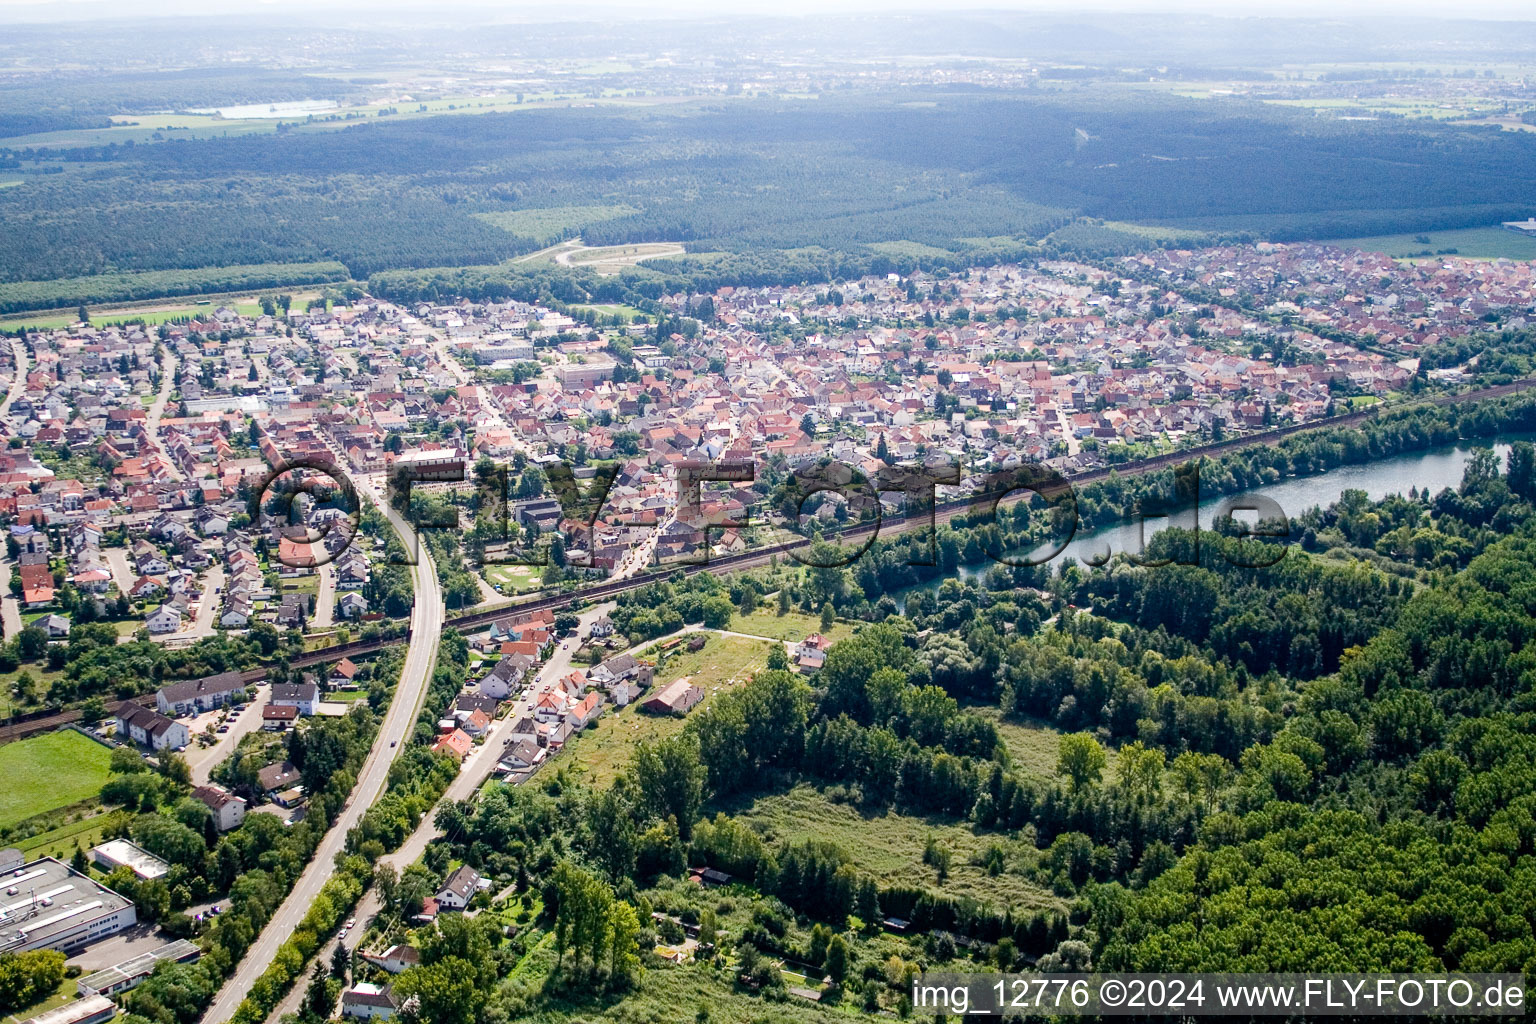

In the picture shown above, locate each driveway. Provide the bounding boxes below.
[312,564,336,630]
[187,687,267,786]
[104,548,137,595]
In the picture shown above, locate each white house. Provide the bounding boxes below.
[115,704,190,751]
[434,865,481,911]
[341,983,397,1020]
[192,784,247,832]
[145,604,182,635]
[270,682,318,716]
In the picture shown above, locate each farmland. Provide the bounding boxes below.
[1322,225,1536,260]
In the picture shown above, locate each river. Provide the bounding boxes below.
[902,436,1524,599]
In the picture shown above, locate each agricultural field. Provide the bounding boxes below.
[1321,225,1536,260]
[0,730,113,830]
[0,261,348,317]
[728,607,854,644]
[731,784,1063,913]
[563,634,772,786]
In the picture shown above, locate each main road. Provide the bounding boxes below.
[201,489,443,1024]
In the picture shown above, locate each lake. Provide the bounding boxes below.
[896,436,1523,601]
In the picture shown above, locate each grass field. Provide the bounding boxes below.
[0,292,322,332]
[2,974,74,1024]
[728,607,853,644]
[865,239,955,259]
[567,302,649,322]
[483,564,544,592]
[475,204,638,245]
[974,708,1065,781]
[0,731,113,829]
[0,261,347,319]
[1321,225,1536,261]
[16,814,110,861]
[732,784,1062,913]
[563,634,772,786]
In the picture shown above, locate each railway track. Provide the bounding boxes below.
[5,375,1529,747]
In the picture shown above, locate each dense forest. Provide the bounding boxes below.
[2,89,1535,310]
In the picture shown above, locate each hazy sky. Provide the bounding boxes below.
[3,0,1536,19]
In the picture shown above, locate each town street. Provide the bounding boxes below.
[200,495,442,1024]
[312,563,336,630]
[311,601,616,996]
[146,349,183,481]
[1,336,27,418]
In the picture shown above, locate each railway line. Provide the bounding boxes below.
[4,374,1529,748]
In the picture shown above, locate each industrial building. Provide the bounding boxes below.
[89,839,169,880]
[78,938,201,996]
[21,993,116,1024]
[0,857,137,954]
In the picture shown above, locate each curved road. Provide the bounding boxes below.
[201,492,442,1024]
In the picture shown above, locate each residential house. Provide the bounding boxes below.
[434,865,481,911]
[270,682,318,715]
[192,784,247,831]
[157,671,246,715]
[340,983,397,1020]
[114,703,190,751]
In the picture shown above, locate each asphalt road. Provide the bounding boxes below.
[290,599,616,1018]
[201,492,442,1024]
[1,336,27,418]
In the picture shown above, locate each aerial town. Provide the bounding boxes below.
[0,238,1533,1024]
[1,242,1528,644]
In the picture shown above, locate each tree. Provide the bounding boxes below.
[76,304,89,325]
[608,899,642,988]
[303,960,333,1020]
[0,951,66,1013]
[631,736,704,839]
[1115,741,1164,801]
[824,935,849,985]
[820,603,835,632]
[331,943,351,981]
[1057,732,1106,792]
[391,958,479,1024]
[1508,440,1536,500]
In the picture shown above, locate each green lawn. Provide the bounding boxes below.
[322,689,371,703]
[728,607,853,644]
[564,635,772,786]
[731,784,1062,914]
[483,564,543,592]
[0,731,113,829]
[1321,225,1536,261]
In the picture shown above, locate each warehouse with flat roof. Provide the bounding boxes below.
[78,938,201,996]
[0,857,136,954]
